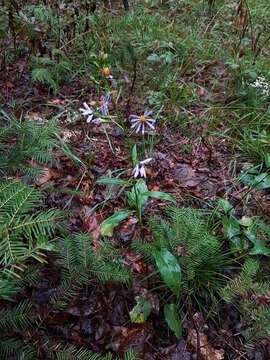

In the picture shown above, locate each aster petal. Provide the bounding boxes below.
[131,122,139,129]
[140,158,152,165]
[86,114,94,123]
[144,110,153,116]
[79,108,91,116]
[136,123,142,133]
[81,102,88,110]
[130,117,140,123]
[146,118,155,123]
[140,165,146,178]
[93,118,101,126]
[79,102,94,116]
[146,121,155,130]
[142,123,145,135]
[132,165,139,178]
[100,106,107,116]
[130,115,140,120]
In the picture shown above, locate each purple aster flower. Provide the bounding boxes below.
[130,110,155,135]
[92,118,101,126]
[124,75,130,84]
[100,93,111,116]
[132,158,152,178]
[79,102,94,123]
[79,102,100,125]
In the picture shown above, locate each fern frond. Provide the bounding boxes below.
[0,337,37,360]
[49,344,141,360]
[0,180,59,287]
[123,349,142,360]
[0,300,33,332]
[220,259,261,303]
[31,67,57,90]
[91,261,131,285]
[135,207,228,296]
[51,234,130,310]
[51,270,89,310]
[0,276,21,300]
[0,110,59,177]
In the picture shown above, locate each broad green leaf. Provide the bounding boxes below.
[143,191,176,204]
[252,173,270,190]
[265,153,270,168]
[244,230,270,256]
[218,198,233,214]
[127,179,148,209]
[247,69,257,81]
[222,218,241,240]
[129,296,152,324]
[164,303,182,339]
[96,177,129,186]
[100,209,134,237]
[153,249,181,296]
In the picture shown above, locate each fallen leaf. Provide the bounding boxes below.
[187,329,224,360]
[174,164,201,188]
[82,209,101,250]
[35,168,52,186]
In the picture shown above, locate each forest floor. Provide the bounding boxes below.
[1,1,270,359]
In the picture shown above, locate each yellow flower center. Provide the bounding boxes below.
[140,115,147,123]
[102,67,110,77]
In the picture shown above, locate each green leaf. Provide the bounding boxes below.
[222,218,241,240]
[131,145,137,166]
[127,179,148,209]
[129,296,152,324]
[265,153,270,168]
[218,198,233,214]
[153,249,181,296]
[252,173,270,190]
[244,230,270,256]
[143,191,176,204]
[100,209,134,237]
[164,303,182,339]
[242,172,270,190]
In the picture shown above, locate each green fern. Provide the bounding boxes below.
[220,259,267,302]
[31,67,57,91]
[0,109,59,178]
[0,300,33,332]
[220,258,270,344]
[0,180,59,299]
[133,207,231,298]
[51,234,130,310]
[0,337,37,360]
[49,345,141,360]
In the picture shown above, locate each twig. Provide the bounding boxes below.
[192,317,201,360]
